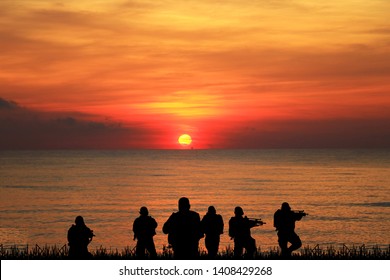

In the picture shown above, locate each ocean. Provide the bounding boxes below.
[0,149,389,252]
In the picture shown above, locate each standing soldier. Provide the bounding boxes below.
[133,206,158,258]
[67,216,94,259]
[201,206,224,258]
[229,206,263,259]
[163,197,203,259]
[273,202,307,257]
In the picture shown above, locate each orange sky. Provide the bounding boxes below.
[1,0,390,149]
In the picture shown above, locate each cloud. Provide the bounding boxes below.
[2,0,389,112]
[212,118,390,149]
[1,97,389,149]
[0,97,19,109]
[0,97,153,149]
[1,1,389,150]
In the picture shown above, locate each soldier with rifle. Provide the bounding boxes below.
[228,206,265,259]
[67,216,94,259]
[273,202,308,257]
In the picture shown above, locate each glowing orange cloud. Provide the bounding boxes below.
[1,1,390,149]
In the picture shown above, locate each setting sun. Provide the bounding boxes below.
[178,134,192,146]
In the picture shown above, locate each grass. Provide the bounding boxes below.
[1,243,389,260]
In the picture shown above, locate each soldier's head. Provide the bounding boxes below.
[281,202,291,211]
[178,197,190,211]
[139,206,149,216]
[208,206,216,215]
[234,206,244,216]
[75,216,85,226]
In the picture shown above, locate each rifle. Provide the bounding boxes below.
[293,210,308,216]
[248,218,266,226]
[89,230,95,243]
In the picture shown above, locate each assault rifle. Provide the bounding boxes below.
[248,218,266,226]
[293,210,308,216]
[88,230,95,244]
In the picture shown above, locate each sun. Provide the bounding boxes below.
[178,134,192,146]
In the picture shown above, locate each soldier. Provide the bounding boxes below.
[274,202,307,257]
[67,216,94,259]
[132,206,158,258]
[163,197,203,259]
[201,206,224,258]
[228,206,260,259]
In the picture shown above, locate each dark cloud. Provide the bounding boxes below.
[0,97,149,149]
[222,118,390,149]
[1,97,390,149]
[0,97,20,110]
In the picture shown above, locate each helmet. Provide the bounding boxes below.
[234,206,244,216]
[139,206,149,215]
[75,215,85,226]
[208,206,216,214]
[281,202,291,211]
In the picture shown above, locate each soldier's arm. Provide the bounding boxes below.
[294,212,304,221]
[133,219,139,240]
[162,213,174,234]
[151,217,158,229]
[248,219,258,228]
[67,227,74,244]
[228,219,235,238]
[196,213,204,239]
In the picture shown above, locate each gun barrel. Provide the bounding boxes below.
[293,210,308,216]
[249,218,265,225]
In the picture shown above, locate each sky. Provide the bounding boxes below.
[1,0,390,149]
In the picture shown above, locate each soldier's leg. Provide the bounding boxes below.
[205,235,219,258]
[288,232,302,254]
[212,235,220,257]
[135,240,146,258]
[175,242,197,259]
[68,245,75,259]
[172,244,182,259]
[234,240,244,258]
[244,237,256,259]
[278,232,289,257]
[146,238,157,258]
[205,235,211,255]
[190,240,200,259]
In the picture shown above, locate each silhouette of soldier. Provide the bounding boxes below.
[201,206,224,258]
[67,216,94,259]
[133,206,158,258]
[228,206,259,259]
[273,202,307,257]
[163,197,203,259]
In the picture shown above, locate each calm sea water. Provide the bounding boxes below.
[0,149,389,252]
